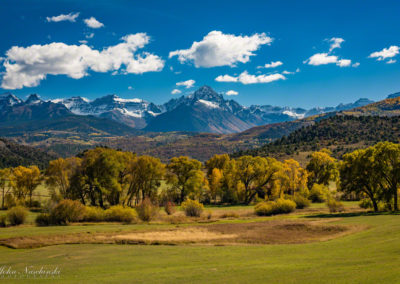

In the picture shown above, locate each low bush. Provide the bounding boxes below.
[327,198,345,213]
[254,201,275,216]
[181,199,204,217]
[359,198,372,209]
[164,201,176,215]
[0,215,7,227]
[105,205,137,223]
[292,194,311,209]
[49,199,86,225]
[84,206,106,222]
[255,199,296,216]
[275,198,296,214]
[135,199,158,222]
[6,206,28,226]
[309,184,329,203]
[35,213,52,226]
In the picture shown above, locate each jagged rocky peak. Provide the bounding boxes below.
[0,92,22,106]
[25,94,42,105]
[191,85,224,101]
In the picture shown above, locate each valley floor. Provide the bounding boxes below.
[0,204,399,283]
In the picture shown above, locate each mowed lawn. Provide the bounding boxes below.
[0,211,399,283]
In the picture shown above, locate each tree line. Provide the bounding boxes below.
[0,141,399,212]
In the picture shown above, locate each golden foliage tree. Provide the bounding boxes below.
[10,165,42,205]
[166,156,205,203]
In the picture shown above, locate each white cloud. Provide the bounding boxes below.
[85,33,94,39]
[352,62,360,67]
[215,71,285,85]
[369,46,399,61]
[304,38,356,68]
[328,37,344,52]
[171,89,182,94]
[176,79,195,89]
[79,40,88,44]
[215,74,238,82]
[337,59,352,67]
[226,90,238,96]
[128,86,133,90]
[169,31,272,68]
[46,12,79,23]
[304,53,353,67]
[1,33,164,89]
[264,61,283,68]
[84,17,104,28]
[387,59,397,64]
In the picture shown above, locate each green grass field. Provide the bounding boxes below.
[0,203,399,283]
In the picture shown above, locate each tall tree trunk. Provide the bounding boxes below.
[394,186,398,211]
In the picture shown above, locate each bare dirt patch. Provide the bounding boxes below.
[0,219,363,249]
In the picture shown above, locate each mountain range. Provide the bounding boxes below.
[0,86,375,135]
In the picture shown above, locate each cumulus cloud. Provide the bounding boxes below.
[176,79,195,89]
[328,37,344,52]
[128,86,133,90]
[171,89,182,94]
[263,61,283,68]
[215,71,285,85]
[387,59,397,64]
[304,53,353,67]
[369,46,399,61]
[1,33,164,89]
[352,62,360,67]
[169,31,272,68]
[46,12,80,23]
[304,38,356,68]
[226,90,238,96]
[84,17,104,28]
[215,74,238,82]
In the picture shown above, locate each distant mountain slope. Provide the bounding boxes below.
[343,96,400,116]
[0,94,137,139]
[0,138,56,169]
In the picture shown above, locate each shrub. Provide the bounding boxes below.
[6,206,28,226]
[105,205,137,223]
[292,195,311,209]
[254,201,275,216]
[164,201,176,215]
[359,198,372,209]
[35,213,52,226]
[84,206,106,222]
[0,215,7,227]
[274,198,296,214]
[135,199,158,222]
[254,199,296,216]
[181,199,204,217]
[326,198,345,213]
[49,199,86,225]
[309,184,329,203]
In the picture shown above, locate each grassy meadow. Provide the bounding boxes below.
[0,202,399,283]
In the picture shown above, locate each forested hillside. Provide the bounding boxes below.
[236,115,400,162]
[0,138,56,168]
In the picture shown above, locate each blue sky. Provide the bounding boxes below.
[0,0,399,108]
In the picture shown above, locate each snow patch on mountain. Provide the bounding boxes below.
[198,99,220,109]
